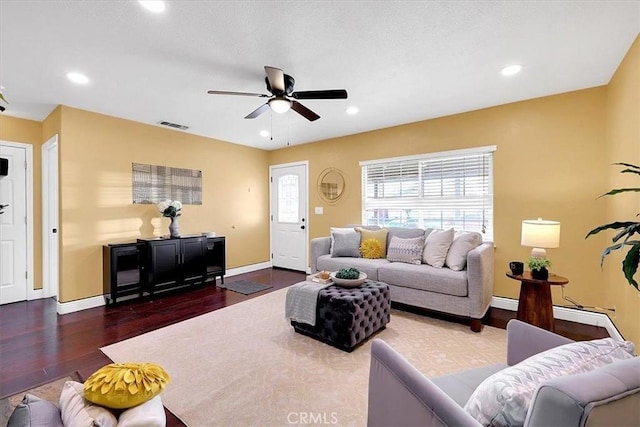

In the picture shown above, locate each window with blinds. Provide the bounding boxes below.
[132,163,202,204]
[361,146,495,241]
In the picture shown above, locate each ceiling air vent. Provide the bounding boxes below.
[159,121,189,130]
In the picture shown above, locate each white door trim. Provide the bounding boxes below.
[0,140,35,299]
[42,135,59,299]
[269,160,309,272]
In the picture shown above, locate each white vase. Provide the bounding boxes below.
[169,216,180,238]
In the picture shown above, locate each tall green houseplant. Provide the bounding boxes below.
[586,163,640,290]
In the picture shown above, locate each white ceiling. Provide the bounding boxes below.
[0,1,638,150]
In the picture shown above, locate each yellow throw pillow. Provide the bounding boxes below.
[360,238,384,259]
[356,228,388,257]
[84,363,169,409]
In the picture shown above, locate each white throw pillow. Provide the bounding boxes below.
[463,338,636,427]
[329,227,354,255]
[445,231,482,271]
[422,228,454,268]
[59,381,118,427]
[118,395,166,427]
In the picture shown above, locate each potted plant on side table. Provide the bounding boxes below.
[528,257,551,280]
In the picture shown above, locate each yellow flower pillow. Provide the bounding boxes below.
[360,238,384,259]
[84,363,169,409]
[356,228,388,257]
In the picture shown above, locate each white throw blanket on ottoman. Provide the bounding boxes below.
[285,281,331,326]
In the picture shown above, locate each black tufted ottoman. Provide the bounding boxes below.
[291,280,391,352]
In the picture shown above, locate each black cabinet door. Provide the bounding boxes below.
[148,239,181,285]
[181,237,207,282]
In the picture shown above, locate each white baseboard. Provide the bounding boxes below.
[57,295,105,315]
[49,261,272,315]
[491,297,623,341]
[226,261,272,277]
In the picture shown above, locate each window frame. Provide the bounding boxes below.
[360,145,496,241]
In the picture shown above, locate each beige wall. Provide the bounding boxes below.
[605,35,640,344]
[0,115,44,289]
[270,87,610,317]
[56,106,270,302]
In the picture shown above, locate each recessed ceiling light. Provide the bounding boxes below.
[259,130,270,138]
[500,64,522,77]
[139,1,166,13]
[346,106,359,115]
[66,72,89,84]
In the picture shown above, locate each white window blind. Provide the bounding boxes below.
[361,146,495,241]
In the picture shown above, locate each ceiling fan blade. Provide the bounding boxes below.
[207,90,268,97]
[291,89,348,100]
[244,103,270,119]
[264,66,285,94]
[291,101,320,121]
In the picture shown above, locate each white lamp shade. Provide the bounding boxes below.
[521,219,561,248]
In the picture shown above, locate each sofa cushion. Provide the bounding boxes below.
[7,394,64,427]
[431,363,508,407]
[83,363,170,409]
[385,227,426,247]
[378,262,468,296]
[445,231,482,271]
[386,235,425,265]
[316,254,388,281]
[118,395,166,427]
[422,228,455,268]
[331,231,361,257]
[60,381,118,427]
[329,227,354,255]
[360,238,385,259]
[463,337,636,427]
[356,227,388,257]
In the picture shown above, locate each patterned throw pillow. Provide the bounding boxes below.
[356,227,389,257]
[360,238,384,259]
[463,337,636,427]
[386,235,425,265]
[84,363,170,409]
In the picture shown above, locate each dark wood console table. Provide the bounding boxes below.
[506,271,569,332]
[103,235,225,304]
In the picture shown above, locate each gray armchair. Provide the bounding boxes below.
[368,320,640,427]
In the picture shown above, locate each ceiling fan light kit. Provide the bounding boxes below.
[268,98,292,114]
[208,66,348,122]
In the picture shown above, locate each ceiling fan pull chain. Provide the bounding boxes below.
[270,112,273,141]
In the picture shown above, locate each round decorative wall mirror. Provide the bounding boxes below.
[318,167,345,203]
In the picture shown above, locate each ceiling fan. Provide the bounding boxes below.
[207,66,348,122]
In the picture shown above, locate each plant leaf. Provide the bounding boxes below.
[612,223,640,243]
[620,169,640,176]
[598,188,640,198]
[0,93,7,104]
[600,242,626,267]
[622,243,640,291]
[613,162,640,170]
[586,222,639,238]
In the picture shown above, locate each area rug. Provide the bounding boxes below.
[101,288,506,427]
[0,375,74,425]
[218,280,273,295]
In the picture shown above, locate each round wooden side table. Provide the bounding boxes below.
[506,271,569,332]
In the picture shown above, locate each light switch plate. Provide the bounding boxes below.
[315,207,323,215]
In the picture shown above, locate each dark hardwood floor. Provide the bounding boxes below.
[1,267,609,425]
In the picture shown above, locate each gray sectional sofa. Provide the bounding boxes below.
[310,227,494,332]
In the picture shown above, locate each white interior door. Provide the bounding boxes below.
[42,136,59,299]
[270,163,308,272]
[0,144,28,304]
